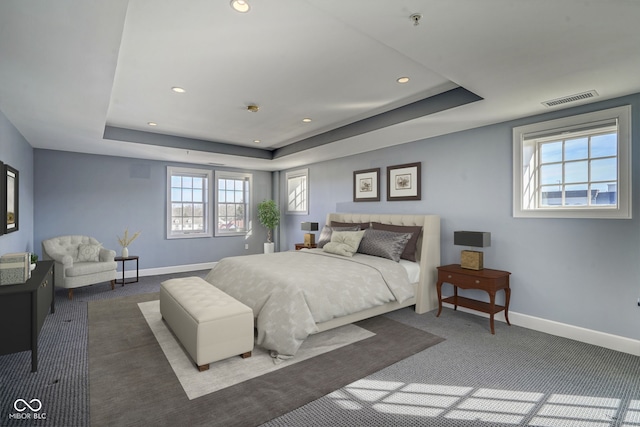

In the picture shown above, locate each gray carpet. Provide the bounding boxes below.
[0,270,209,427]
[264,309,640,427]
[88,292,444,427]
[2,270,640,427]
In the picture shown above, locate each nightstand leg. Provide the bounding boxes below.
[489,291,496,334]
[453,286,458,311]
[436,281,443,317]
[504,287,511,325]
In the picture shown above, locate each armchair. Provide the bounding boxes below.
[42,235,117,299]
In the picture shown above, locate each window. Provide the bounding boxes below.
[215,171,252,236]
[513,105,631,219]
[286,168,308,215]
[167,167,212,239]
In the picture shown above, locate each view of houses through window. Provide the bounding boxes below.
[167,168,252,238]
[537,127,617,207]
[167,167,211,238]
[215,171,251,236]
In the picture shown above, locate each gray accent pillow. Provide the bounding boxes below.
[317,226,360,248]
[77,243,101,262]
[323,230,366,257]
[331,221,371,230]
[371,222,422,262]
[358,228,412,262]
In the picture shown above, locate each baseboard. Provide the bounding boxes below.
[442,303,640,357]
[119,262,218,279]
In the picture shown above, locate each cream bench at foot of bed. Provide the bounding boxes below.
[160,276,254,371]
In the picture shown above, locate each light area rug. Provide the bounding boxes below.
[138,300,376,400]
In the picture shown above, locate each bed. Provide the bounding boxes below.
[204,213,440,359]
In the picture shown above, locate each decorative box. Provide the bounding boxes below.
[0,252,30,285]
[460,250,483,270]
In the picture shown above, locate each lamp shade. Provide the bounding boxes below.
[454,231,491,248]
[301,222,319,231]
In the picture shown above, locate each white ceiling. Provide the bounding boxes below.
[1,0,639,171]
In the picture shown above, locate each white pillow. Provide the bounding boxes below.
[77,243,102,262]
[322,230,365,257]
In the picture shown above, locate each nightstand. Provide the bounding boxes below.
[295,243,317,250]
[436,264,511,334]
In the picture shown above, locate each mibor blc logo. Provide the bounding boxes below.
[9,398,47,420]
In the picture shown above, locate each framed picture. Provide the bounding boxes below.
[353,168,380,202]
[387,162,421,201]
[4,164,18,234]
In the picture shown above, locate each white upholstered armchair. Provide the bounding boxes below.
[42,235,117,299]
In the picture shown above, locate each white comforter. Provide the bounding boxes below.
[204,249,413,358]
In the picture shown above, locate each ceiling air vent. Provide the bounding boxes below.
[542,90,599,107]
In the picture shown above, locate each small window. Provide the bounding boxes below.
[513,105,631,219]
[286,168,308,215]
[167,166,212,239]
[215,171,252,236]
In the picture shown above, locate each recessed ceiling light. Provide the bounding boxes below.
[171,87,186,93]
[230,0,250,13]
[147,122,157,126]
[253,139,261,144]
[302,118,312,123]
[397,77,410,84]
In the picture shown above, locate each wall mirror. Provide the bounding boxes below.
[4,164,18,234]
[0,161,4,235]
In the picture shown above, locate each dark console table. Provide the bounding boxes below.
[0,260,55,372]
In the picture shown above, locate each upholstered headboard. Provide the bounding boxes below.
[326,213,441,313]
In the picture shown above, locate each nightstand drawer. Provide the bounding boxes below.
[439,271,488,289]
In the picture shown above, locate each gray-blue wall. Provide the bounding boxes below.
[4,91,640,344]
[0,110,34,256]
[279,93,640,342]
[33,150,273,269]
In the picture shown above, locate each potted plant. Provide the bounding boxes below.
[257,199,280,253]
[30,253,38,271]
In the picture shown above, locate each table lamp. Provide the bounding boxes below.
[301,222,319,247]
[454,231,491,270]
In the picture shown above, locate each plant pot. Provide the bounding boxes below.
[264,242,274,254]
[30,263,36,271]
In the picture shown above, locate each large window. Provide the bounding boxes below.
[167,167,212,239]
[286,168,308,215]
[215,171,252,236]
[513,105,631,219]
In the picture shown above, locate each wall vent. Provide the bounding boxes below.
[542,90,599,107]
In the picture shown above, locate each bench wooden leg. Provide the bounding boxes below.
[110,280,115,290]
[240,351,252,359]
[68,289,73,300]
[198,364,209,372]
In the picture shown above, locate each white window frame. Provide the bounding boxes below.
[166,166,213,239]
[215,170,252,237]
[285,168,308,215]
[513,105,631,219]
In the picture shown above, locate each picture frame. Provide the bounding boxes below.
[353,168,380,202]
[387,162,421,201]
[4,163,18,234]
